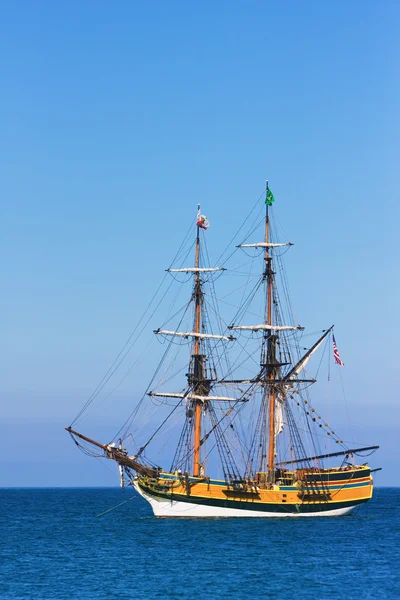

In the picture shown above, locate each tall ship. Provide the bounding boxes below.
[67,183,379,517]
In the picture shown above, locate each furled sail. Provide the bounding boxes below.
[273,329,333,437]
[275,392,285,437]
[238,242,293,248]
[229,324,303,332]
[148,392,243,402]
[154,329,235,341]
[167,267,225,273]
[275,326,333,448]
[283,327,333,382]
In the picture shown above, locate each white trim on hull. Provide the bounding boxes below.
[133,482,357,518]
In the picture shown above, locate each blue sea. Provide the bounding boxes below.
[1,487,399,600]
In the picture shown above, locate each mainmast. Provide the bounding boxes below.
[264,181,276,485]
[230,183,304,485]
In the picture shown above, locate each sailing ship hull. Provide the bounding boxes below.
[133,466,373,518]
[134,483,361,517]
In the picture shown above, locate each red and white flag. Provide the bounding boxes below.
[333,335,344,366]
[197,209,209,230]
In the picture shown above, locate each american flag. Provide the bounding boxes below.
[333,335,344,366]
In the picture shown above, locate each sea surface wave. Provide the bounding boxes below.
[1,487,399,599]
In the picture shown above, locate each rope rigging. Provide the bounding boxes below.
[67,187,378,503]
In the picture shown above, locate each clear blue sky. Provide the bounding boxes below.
[1,1,398,486]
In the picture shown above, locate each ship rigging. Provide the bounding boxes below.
[67,184,379,517]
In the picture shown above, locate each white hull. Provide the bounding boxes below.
[133,482,356,518]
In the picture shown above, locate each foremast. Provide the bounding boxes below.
[192,206,203,477]
[150,206,244,480]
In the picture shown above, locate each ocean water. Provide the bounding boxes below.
[1,487,399,600]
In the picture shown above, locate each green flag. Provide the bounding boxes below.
[266,188,275,206]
